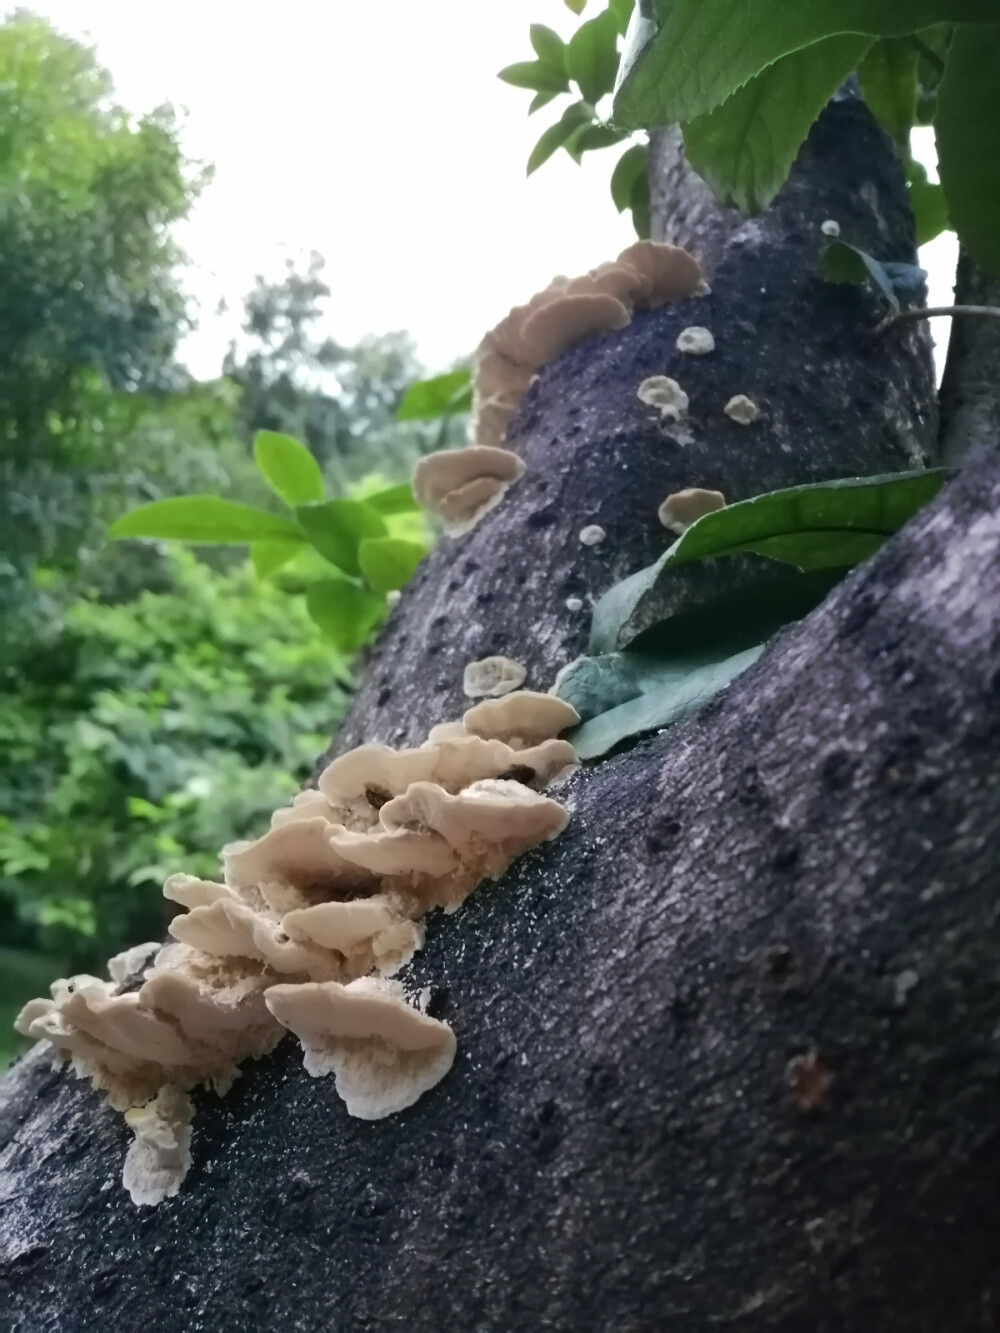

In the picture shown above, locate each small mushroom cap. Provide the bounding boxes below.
[462,655,527,699]
[579,524,605,546]
[412,446,524,512]
[724,393,759,424]
[637,376,689,419]
[264,978,457,1118]
[520,293,630,363]
[168,898,341,979]
[615,241,703,307]
[223,817,373,895]
[282,897,413,953]
[139,967,277,1044]
[675,326,715,355]
[329,825,459,878]
[422,720,469,746]
[163,874,234,910]
[657,488,727,534]
[320,735,533,803]
[462,690,580,747]
[379,779,570,856]
[14,996,56,1036]
[59,986,196,1067]
[266,978,450,1051]
[107,942,161,986]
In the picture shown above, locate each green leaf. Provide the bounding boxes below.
[589,471,949,653]
[306,579,385,654]
[858,38,919,145]
[362,483,419,515]
[907,159,951,245]
[666,470,949,570]
[295,499,387,576]
[108,497,302,544]
[610,142,646,211]
[564,0,587,13]
[608,0,635,38]
[529,89,561,115]
[530,24,567,70]
[614,0,996,127]
[567,10,621,104]
[574,123,629,153]
[936,24,1000,276]
[683,35,872,214]
[528,102,594,174]
[357,537,426,593]
[396,369,472,421]
[568,645,765,760]
[252,430,324,506]
[250,539,304,579]
[498,60,570,93]
[819,239,903,311]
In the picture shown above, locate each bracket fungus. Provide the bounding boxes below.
[724,394,760,425]
[265,979,456,1120]
[637,376,689,423]
[579,524,606,547]
[676,326,715,356]
[469,241,702,457]
[15,689,576,1205]
[412,445,526,535]
[658,488,727,535]
[462,655,527,699]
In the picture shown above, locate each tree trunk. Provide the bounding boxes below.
[3,98,998,1332]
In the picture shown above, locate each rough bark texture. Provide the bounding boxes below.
[939,252,1000,466]
[5,99,996,1333]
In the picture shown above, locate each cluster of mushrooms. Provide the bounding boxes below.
[16,686,578,1205]
[16,239,764,1207]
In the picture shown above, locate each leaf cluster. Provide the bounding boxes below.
[498,1,650,237]
[613,3,1000,274]
[108,431,431,653]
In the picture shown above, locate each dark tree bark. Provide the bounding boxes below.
[3,98,997,1332]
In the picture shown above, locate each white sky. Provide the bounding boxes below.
[8,2,958,378]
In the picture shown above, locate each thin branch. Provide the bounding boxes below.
[907,35,946,74]
[876,304,1000,335]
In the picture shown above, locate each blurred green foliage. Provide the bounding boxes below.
[0,13,467,1065]
[0,550,351,1064]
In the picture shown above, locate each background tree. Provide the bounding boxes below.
[3,4,1000,1329]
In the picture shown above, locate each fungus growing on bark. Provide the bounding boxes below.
[579,524,606,546]
[379,780,570,888]
[658,488,727,534]
[821,218,841,237]
[566,596,584,611]
[122,1086,194,1207]
[724,394,760,424]
[462,655,527,698]
[519,292,631,362]
[462,690,580,749]
[676,326,715,355]
[637,376,689,422]
[412,445,525,534]
[470,243,702,450]
[264,978,456,1118]
[614,240,703,307]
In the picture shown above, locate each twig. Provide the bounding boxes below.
[876,305,1000,335]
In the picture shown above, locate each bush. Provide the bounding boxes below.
[0,549,350,1063]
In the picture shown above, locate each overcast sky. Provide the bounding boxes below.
[11,1,958,378]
